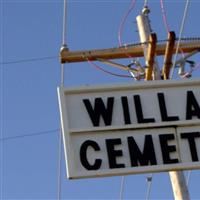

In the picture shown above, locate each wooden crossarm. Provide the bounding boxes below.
[60,40,200,63]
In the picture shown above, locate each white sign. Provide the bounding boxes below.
[58,79,200,179]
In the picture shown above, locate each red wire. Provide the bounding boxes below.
[87,60,133,78]
[87,1,137,79]
[160,0,170,33]
[118,0,136,47]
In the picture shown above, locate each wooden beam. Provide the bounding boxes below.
[60,40,200,63]
[162,32,176,80]
[145,33,157,80]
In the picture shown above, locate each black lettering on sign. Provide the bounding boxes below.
[133,95,155,123]
[121,96,131,124]
[157,93,179,122]
[83,97,114,127]
[186,91,200,120]
[80,140,102,170]
[106,138,125,169]
[181,132,200,162]
[127,135,157,167]
[159,134,179,164]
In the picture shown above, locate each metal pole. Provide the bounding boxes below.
[136,6,190,200]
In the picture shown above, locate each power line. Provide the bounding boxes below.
[170,0,190,79]
[160,0,170,33]
[0,56,58,65]
[57,0,67,199]
[0,128,59,141]
[62,0,67,46]
[0,0,3,198]
[187,171,192,186]
[144,0,148,7]
[57,128,63,200]
[145,174,153,200]
[118,0,136,47]
[2,37,200,66]
[119,176,125,200]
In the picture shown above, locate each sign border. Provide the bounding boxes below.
[57,79,200,179]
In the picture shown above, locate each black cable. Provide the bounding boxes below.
[0,36,200,66]
[0,128,59,141]
[0,56,58,65]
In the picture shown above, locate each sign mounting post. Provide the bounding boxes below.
[136,6,190,200]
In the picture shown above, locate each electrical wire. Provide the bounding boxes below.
[58,1,67,199]
[87,59,133,78]
[144,0,148,7]
[119,176,125,200]
[118,0,136,47]
[160,0,187,77]
[57,127,63,200]
[186,170,192,186]
[170,0,190,79]
[0,56,58,65]
[0,129,59,141]
[145,174,153,200]
[1,37,200,67]
[62,0,67,46]
[0,0,3,198]
[160,0,170,33]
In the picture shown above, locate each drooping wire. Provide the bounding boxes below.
[87,59,133,78]
[145,174,153,200]
[160,0,170,33]
[170,0,190,79]
[118,0,136,47]
[0,129,59,141]
[94,0,137,80]
[119,176,125,200]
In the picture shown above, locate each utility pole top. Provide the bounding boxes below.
[142,6,150,15]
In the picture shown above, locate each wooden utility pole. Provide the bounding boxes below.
[136,6,190,200]
[136,7,160,80]
[169,171,190,200]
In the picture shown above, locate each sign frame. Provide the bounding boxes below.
[58,79,200,179]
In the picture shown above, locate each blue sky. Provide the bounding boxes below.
[1,0,200,199]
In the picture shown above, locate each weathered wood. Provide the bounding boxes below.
[60,40,200,63]
[145,33,157,80]
[137,13,160,80]
[162,32,176,80]
[169,171,190,200]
